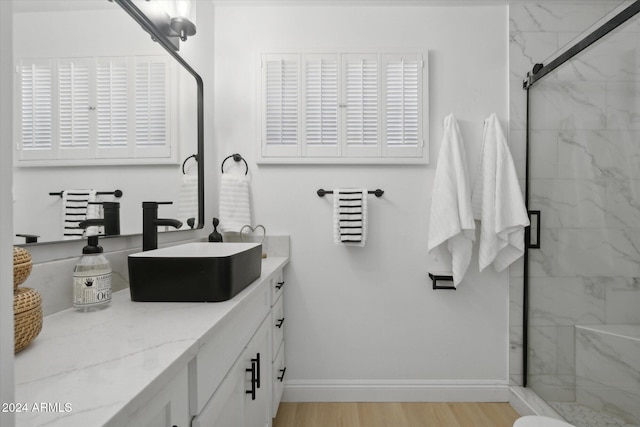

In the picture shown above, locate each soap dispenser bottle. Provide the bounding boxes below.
[73,235,112,312]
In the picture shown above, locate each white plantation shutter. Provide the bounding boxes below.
[134,57,170,157]
[343,54,379,157]
[382,53,423,157]
[259,51,427,163]
[58,58,91,157]
[16,55,174,164]
[96,57,129,156]
[303,54,339,157]
[262,54,300,157]
[18,59,53,160]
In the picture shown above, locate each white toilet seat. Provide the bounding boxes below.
[513,415,576,427]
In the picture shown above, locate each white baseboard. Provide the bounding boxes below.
[282,380,510,402]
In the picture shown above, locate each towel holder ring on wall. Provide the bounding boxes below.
[221,153,248,175]
[182,154,199,175]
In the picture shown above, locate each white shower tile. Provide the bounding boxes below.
[606,178,640,230]
[509,4,609,33]
[509,130,527,181]
[510,32,559,80]
[577,377,640,425]
[530,178,607,229]
[558,130,618,180]
[604,277,640,324]
[576,327,640,396]
[529,277,605,326]
[530,81,606,131]
[607,82,640,131]
[529,228,574,278]
[558,229,640,278]
[530,130,559,179]
[557,326,575,375]
[510,325,524,376]
[510,277,524,326]
[529,326,558,375]
[558,32,640,82]
[529,374,576,402]
[510,79,528,131]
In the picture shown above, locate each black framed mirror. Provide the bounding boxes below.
[12,0,203,245]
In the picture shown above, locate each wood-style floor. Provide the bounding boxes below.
[273,402,520,427]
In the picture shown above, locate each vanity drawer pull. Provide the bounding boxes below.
[275,281,284,290]
[246,360,257,400]
[276,318,285,328]
[253,353,261,389]
[278,367,287,382]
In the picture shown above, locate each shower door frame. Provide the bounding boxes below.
[520,0,640,388]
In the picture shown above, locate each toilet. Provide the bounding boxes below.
[513,415,576,427]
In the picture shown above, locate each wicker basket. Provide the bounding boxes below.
[14,287,42,353]
[13,247,32,290]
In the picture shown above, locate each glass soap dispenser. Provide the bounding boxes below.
[73,235,112,312]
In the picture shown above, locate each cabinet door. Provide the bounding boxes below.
[244,317,272,427]
[191,356,246,427]
[124,367,189,427]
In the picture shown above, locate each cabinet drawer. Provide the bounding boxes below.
[124,366,189,427]
[189,282,270,416]
[272,344,286,418]
[271,294,284,360]
[270,269,284,306]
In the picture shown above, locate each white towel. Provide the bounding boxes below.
[219,173,251,233]
[177,174,199,229]
[333,189,368,247]
[62,189,97,240]
[427,114,475,287]
[471,113,530,272]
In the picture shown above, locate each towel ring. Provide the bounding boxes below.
[182,154,198,175]
[221,153,248,175]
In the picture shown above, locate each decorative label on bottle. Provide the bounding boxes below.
[73,272,112,307]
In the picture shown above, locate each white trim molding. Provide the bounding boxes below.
[282,380,510,402]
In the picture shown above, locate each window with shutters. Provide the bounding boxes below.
[259,51,428,164]
[15,55,173,165]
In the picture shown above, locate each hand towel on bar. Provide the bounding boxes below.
[471,113,530,272]
[427,114,475,287]
[62,189,97,240]
[177,174,199,229]
[333,189,368,247]
[219,173,251,233]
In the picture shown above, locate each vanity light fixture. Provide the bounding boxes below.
[169,0,197,42]
[137,0,197,50]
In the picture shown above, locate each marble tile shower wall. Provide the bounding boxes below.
[508,1,640,401]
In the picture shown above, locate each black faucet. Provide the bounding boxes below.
[142,202,183,251]
[80,202,121,236]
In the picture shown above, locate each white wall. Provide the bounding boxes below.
[213,4,510,400]
[1,1,15,424]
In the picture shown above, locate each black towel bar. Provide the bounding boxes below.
[50,190,123,198]
[428,272,457,290]
[182,154,199,174]
[317,189,384,198]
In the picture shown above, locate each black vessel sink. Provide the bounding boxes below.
[128,242,262,302]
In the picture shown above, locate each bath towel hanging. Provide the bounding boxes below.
[333,189,368,247]
[177,174,198,229]
[427,114,475,287]
[471,113,529,272]
[218,172,251,233]
[62,189,97,239]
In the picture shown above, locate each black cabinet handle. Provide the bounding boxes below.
[246,361,256,400]
[275,281,284,289]
[276,318,285,328]
[278,367,287,382]
[252,353,261,389]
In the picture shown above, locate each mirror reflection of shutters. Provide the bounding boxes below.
[263,54,299,157]
[344,54,379,157]
[303,54,339,157]
[19,59,53,160]
[383,54,422,158]
[58,59,90,154]
[134,57,170,157]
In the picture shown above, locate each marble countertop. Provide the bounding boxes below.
[14,256,288,427]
